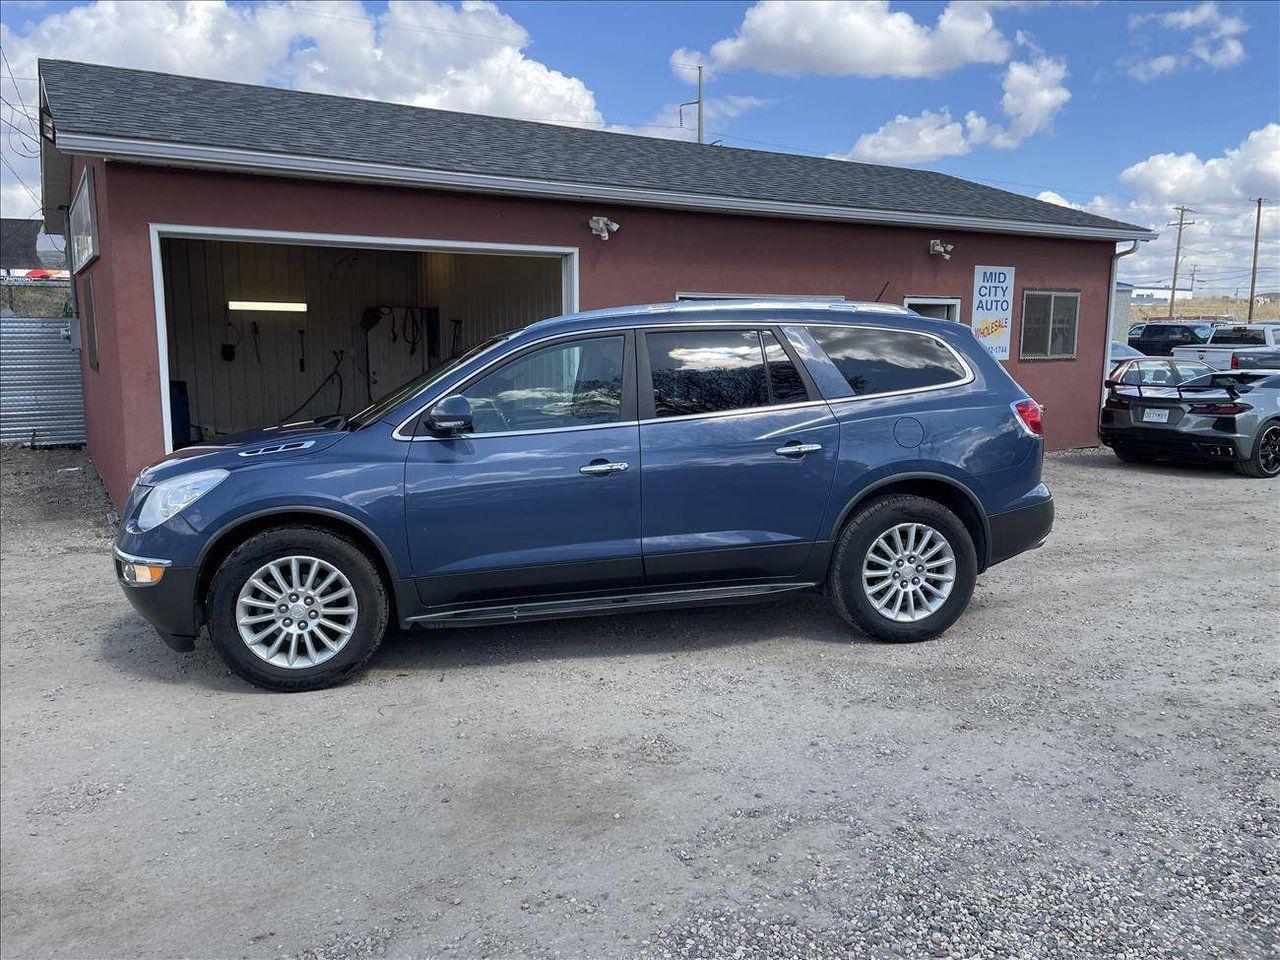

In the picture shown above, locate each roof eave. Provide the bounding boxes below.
[52,131,1157,242]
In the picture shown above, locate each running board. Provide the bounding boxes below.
[408,582,816,627]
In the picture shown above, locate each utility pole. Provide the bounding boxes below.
[1247,197,1264,321]
[697,65,704,145]
[678,65,705,145]
[1166,205,1195,318]
[1187,263,1197,300]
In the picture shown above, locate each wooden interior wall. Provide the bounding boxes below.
[161,240,560,440]
[435,254,564,354]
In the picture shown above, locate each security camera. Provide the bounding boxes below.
[929,239,954,260]
[589,216,620,241]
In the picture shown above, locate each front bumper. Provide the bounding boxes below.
[987,495,1054,567]
[1098,425,1242,461]
[114,548,200,651]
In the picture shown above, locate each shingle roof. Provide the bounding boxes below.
[39,59,1149,238]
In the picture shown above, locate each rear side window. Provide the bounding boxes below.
[647,329,768,417]
[809,326,968,396]
[1210,327,1266,346]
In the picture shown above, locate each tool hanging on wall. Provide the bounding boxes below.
[219,321,242,362]
[250,321,261,363]
[297,329,306,372]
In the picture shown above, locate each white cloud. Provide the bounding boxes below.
[1128,54,1183,82]
[1125,1,1249,81]
[671,0,1011,81]
[0,0,758,219]
[1119,124,1280,204]
[979,53,1070,147]
[1036,190,1083,210]
[1056,125,1280,295]
[838,52,1069,163]
[839,108,972,164]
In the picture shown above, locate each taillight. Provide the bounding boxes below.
[1188,401,1251,415]
[1230,354,1239,369]
[1104,393,1131,410]
[1012,398,1044,437]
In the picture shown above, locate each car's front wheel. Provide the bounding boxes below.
[829,494,977,643]
[207,526,388,691]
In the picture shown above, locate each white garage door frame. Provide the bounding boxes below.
[147,222,580,454]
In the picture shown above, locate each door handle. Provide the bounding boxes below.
[774,443,823,458]
[580,460,630,476]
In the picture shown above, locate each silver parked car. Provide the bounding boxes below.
[1099,368,1280,478]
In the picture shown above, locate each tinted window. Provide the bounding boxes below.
[809,326,968,396]
[763,331,808,404]
[1020,292,1079,358]
[647,330,767,417]
[461,336,624,433]
[1210,327,1266,346]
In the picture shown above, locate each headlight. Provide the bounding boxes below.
[136,468,228,532]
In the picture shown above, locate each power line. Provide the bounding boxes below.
[0,48,38,137]
[0,152,41,208]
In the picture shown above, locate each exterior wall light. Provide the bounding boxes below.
[227,300,308,312]
[588,216,620,241]
[929,239,954,260]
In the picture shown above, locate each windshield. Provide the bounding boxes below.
[347,334,513,429]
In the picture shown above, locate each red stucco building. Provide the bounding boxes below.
[38,60,1153,509]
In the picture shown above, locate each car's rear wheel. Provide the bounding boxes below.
[1235,422,1280,479]
[828,494,977,643]
[207,527,388,691]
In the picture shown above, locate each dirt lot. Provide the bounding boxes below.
[1,445,1276,960]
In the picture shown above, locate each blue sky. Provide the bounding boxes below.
[2,1,1277,293]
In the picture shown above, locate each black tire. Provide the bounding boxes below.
[206,526,388,691]
[828,494,977,643]
[1112,444,1151,464]
[1234,421,1280,479]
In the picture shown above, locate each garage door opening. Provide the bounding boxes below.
[155,233,572,449]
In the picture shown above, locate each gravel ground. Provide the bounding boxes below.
[0,444,1276,960]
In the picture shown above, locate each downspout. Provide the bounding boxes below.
[1099,240,1142,413]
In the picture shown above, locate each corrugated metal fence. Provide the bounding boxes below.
[0,316,86,446]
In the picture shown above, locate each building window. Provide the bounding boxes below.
[903,297,961,322]
[79,273,99,371]
[1019,291,1079,360]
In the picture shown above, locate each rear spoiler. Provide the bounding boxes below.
[1104,377,1241,401]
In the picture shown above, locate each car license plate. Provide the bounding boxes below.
[1142,408,1170,423]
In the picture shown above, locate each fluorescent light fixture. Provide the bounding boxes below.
[227,300,308,312]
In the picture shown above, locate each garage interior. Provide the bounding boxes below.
[159,238,564,446]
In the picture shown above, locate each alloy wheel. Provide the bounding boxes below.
[1260,425,1280,476]
[235,556,359,669]
[861,523,956,623]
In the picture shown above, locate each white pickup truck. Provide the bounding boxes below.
[1172,322,1280,370]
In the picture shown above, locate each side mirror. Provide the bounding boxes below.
[424,395,473,436]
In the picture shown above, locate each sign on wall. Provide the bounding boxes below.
[69,167,99,274]
[971,265,1015,360]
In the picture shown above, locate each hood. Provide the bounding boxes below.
[136,420,347,486]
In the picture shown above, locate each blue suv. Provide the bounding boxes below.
[115,301,1053,691]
